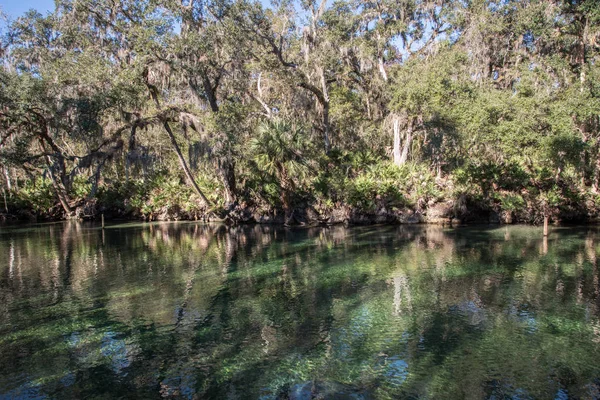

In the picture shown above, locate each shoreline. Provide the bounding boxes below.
[2,205,597,227]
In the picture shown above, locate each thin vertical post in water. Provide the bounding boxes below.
[101,214,105,229]
[543,215,549,237]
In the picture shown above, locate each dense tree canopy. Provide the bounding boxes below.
[1,0,599,224]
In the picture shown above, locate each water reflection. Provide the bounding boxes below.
[0,223,599,399]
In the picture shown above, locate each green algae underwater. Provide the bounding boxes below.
[0,222,599,399]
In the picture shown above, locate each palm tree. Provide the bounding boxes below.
[250,119,308,224]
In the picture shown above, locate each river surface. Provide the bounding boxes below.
[0,222,599,399]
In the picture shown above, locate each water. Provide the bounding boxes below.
[0,222,599,399]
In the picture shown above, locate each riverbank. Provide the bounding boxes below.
[2,195,598,226]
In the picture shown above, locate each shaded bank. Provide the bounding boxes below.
[2,195,599,226]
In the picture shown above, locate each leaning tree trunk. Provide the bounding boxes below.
[162,121,211,207]
[147,82,212,208]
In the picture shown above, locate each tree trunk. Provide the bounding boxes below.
[88,159,107,200]
[162,121,211,207]
[125,125,137,184]
[398,124,414,165]
[323,102,331,154]
[581,148,588,187]
[2,188,8,213]
[282,188,292,224]
[46,162,73,216]
[3,167,11,191]
[198,75,240,205]
[278,163,293,224]
[393,117,401,166]
[147,83,212,208]
[219,159,237,206]
[593,154,600,193]
[318,67,331,154]
[202,76,220,113]
[39,140,73,216]
[37,118,70,193]
[378,56,388,82]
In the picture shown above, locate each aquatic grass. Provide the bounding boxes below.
[2,224,600,398]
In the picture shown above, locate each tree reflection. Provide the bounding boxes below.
[0,223,599,398]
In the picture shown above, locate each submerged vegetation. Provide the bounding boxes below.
[1,223,600,398]
[1,0,600,224]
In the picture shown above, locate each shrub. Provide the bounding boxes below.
[454,161,529,196]
[347,162,412,210]
[497,193,526,213]
[15,177,55,213]
[71,175,92,200]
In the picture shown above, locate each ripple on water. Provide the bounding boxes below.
[1,224,600,398]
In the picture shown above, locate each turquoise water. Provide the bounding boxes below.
[0,222,599,399]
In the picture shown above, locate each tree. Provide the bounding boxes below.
[250,118,309,223]
[2,0,600,223]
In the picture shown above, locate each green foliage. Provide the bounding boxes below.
[346,162,439,211]
[543,134,585,171]
[70,176,92,200]
[390,47,470,118]
[454,162,530,196]
[95,172,222,218]
[136,175,220,218]
[1,0,600,222]
[250,119,310,179]
[97,178,154,215]
[538,187,562,210]
[311,150,384,205]
[14,178,55,213]
[497,193,526,213]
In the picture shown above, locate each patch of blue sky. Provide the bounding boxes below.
[1,0,53,17]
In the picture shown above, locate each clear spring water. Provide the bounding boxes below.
[0,222,599,399]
